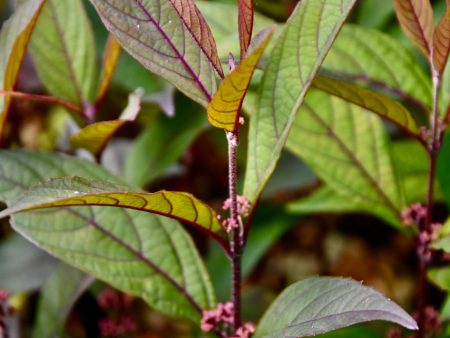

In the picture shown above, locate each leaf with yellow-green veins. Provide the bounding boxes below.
[0,0,45,139]
[433,1,450,75]
[29,0,97,107]
[97,34,122,103]
[0,151,217,321]
[238,0,254,57]
[208,27,274,132]
[244,0,357,204]
[0,176,228,246]
[88,0,221,107]
[286,90,404,224]
[393,0,434,58]
[312,76,421,139]
[71,89,143,156]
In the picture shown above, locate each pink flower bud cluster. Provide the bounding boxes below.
[0,289,13,338]
[401,203,426,226]
[97,288,137,337]
[232,322,256,338]
[222,195,251,218]
[201,302,234,332]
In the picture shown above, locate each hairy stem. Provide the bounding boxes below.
[417,65,441,338]
[227,131,242,332]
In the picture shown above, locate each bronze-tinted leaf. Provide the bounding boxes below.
[393,0,434,57]
[238,0,254,58]
[433,2,450,74]
[97,34,122,103]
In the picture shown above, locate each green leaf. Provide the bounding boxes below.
[0,151,216,321]
[0,0,45,138]
[254,277,417,337]
[393,0,434,58]
[196,1,274,60]
[208,27,274,132]
[323,24,432,107]
[88,0,219,107]
[125,96,207,187]
[429,267,450,292]
[438,132,450,207]
[29,0,97,106]
[286,90,404,224]
[244,0,357,203]
[33,264,93,338]
[312,76,421,138]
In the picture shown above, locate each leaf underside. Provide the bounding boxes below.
[0,151,216,322]
[238,0,254,57]
[255,277,417,338]
[433,3,450,74]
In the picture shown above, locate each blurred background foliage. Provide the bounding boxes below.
[0,0,449,337]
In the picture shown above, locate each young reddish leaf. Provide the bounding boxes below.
[169,0,224,78]
[312,76,421,138]
[88,0,219,107]
[238,0,254,58]
[96,34,122,103]
[0,176,229,246]
[208,27,274,132]
[0,0,45,139]
[393,0,434,57]
[71,89,143,155]
[433,2,450,74]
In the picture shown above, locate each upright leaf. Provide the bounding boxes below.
[29,0,97,106]
[208,27,274,132]
[0,0,45,138]
[88,0,220,107]
[254,277,417,337]
[312,76,420,138]
[433,2,450,74]
[97,34,122,103]
[393,0,434,57]
[324,24,432,107]
[0,151,216,321]
[244,0,357,203]
[286,90,404,223]
[238,0,254,57]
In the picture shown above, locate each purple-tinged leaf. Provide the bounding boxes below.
[238,0,254,58]
[88,0,219,107]
[393,0,434,58]
[433,1,450,74]
[255,277,418,338]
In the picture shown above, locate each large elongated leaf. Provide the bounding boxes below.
[29,0,97,106]
[208,27,273,132]
[254,277,417,337]
[88,0,219,107]
[0,0,45,138]
[286,90,404,224]
[312,76,420,137]
[0,151,216,321]
[244,0,357,203]
[433,2,450,74]
[393,0,434,57]
[323,24,432,107]
[238,0,254,57]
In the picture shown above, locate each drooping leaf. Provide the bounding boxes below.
[393,0,434,57]
[0,0,45,138]
[244,0,357,203]
[238,0,254,57]
[196,1,274,60]
[208,27,274,132]
[97,34,122,103]
[0,176,228,245]
[29,0,97,106]
[312,76,421,138]
[70,89,143,155]
[286,90,404,224]
[0,234,56,293]
[125,95,207,187]
[32,264,93,338]
[88,0,219,107]
[433,2,450,74]
[254,277,417,338]
[0,151,216,321]
[324,24,432,107]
